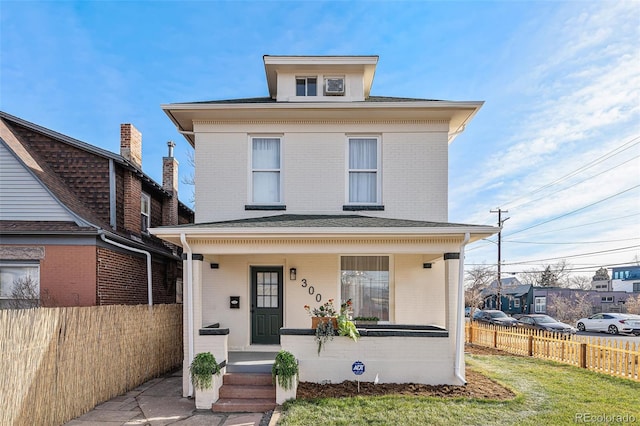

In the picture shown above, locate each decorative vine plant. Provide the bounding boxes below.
[272,350,299,390]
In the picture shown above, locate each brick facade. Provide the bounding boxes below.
[96,247,176,305]
[0,112,194,307]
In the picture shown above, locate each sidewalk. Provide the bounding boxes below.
[64,369,276,426]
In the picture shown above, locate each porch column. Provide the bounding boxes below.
[182,253,204,397]
[444,252,464,382]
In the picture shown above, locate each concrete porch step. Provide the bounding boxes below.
[212,373,276,413]
[219,384,275,399]
[212,398,276,413]
[223,373,273,386]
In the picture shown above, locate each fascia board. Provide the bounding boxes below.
[150,226,499,239]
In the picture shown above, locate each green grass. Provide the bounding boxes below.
[278,355,640,425]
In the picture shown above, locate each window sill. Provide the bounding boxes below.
[245,205,286,211]
[343,205,384,211]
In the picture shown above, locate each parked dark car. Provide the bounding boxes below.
[516,314,577,334]
[472,310,518,326]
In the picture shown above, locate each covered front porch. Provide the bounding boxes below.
[149,214,497,397]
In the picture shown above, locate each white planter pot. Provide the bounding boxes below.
[194,369,224,409]
[275,374,297,404]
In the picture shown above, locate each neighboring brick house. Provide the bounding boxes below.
[0,111,194,308]
[151,55,499,397]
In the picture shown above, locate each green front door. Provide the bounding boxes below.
[251,266,283,345]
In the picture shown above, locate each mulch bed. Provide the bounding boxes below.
[295,343,517,401]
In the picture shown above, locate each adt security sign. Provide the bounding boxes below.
[352,361,365,376]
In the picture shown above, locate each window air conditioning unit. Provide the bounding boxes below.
[324,78,345,95]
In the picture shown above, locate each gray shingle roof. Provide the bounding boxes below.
[171,95,444,105]
[157,214,491,229]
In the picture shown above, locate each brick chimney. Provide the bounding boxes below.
[120,123,142,168]
[121,123,142,233]
[162,141,179,226]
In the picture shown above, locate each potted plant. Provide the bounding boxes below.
[305,300,338,354]
[272,350,299,403]
[189,352,222,409]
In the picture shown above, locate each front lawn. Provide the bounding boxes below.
[278,354,640,425]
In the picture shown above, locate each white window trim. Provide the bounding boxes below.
[295,76,318,97]
[248,135,284,205]
[534,296,546,313]
[345,136,382,205]
[141,192,151,233]
[513,299,520,308]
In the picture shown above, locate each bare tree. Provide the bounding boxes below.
[464,265,495,315]
[547,292,593,324]
[180,148,196,207]
[624,294,640,315]
[567,275,593,290]
[518,260,572,287]
[8,275,40,309]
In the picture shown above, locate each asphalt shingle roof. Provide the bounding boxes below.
[172,95,444,105]
[158,214,491,229]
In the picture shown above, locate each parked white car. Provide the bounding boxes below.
[576,313,640,335]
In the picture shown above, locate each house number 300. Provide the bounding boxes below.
[301,279,322,303]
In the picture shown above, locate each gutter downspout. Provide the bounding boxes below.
[180,233,194,397]
[454,232,470,385]
[99,232,153,306]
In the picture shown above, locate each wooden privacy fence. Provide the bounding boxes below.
[466,321,639,381]
[0,304,183,426]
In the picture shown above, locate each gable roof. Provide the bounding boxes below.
[0,111,193,215]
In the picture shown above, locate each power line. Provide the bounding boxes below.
[506,212,640,239]
[507,155,640,211]
[501,245,640,265]
[504,185,640,238]
[502,237,639,245]
[502,135,640,209]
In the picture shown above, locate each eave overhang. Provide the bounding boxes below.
[161,100,483,147]
[149,224,498,255]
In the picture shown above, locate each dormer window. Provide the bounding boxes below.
[296,77,317,96]
[324,77,345,95]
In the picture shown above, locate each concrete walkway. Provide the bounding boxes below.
[64,369,275,426]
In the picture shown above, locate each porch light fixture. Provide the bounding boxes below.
[289,268,297,280]
[423,263,432,269]
[210,263,219,269]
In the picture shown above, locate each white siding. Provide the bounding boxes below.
[0,143,74,221]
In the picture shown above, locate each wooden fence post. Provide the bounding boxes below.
[493,328,498,348]
[528,334,533,357]
[579,343,587,369]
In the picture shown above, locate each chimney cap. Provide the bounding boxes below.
[167,140,175,157]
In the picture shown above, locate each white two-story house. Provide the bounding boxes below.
[151,55,498,399]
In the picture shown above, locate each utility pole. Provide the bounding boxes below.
[490,208,509,310]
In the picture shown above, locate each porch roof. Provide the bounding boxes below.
[149,214,498,247]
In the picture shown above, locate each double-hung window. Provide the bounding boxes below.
[341,256,389,321]
[251,137,282,204]
[347,137,381,204]
[141,193,150,233]
[296,77,317,96]
[534,296,546,313]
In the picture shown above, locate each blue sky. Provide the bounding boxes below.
[1,1,638,278]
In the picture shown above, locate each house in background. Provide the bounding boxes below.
[151,55,498,402]
[0,111,194,308]
[532,287,631,315]
[481,277,532,315]
[611,265,640,293]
